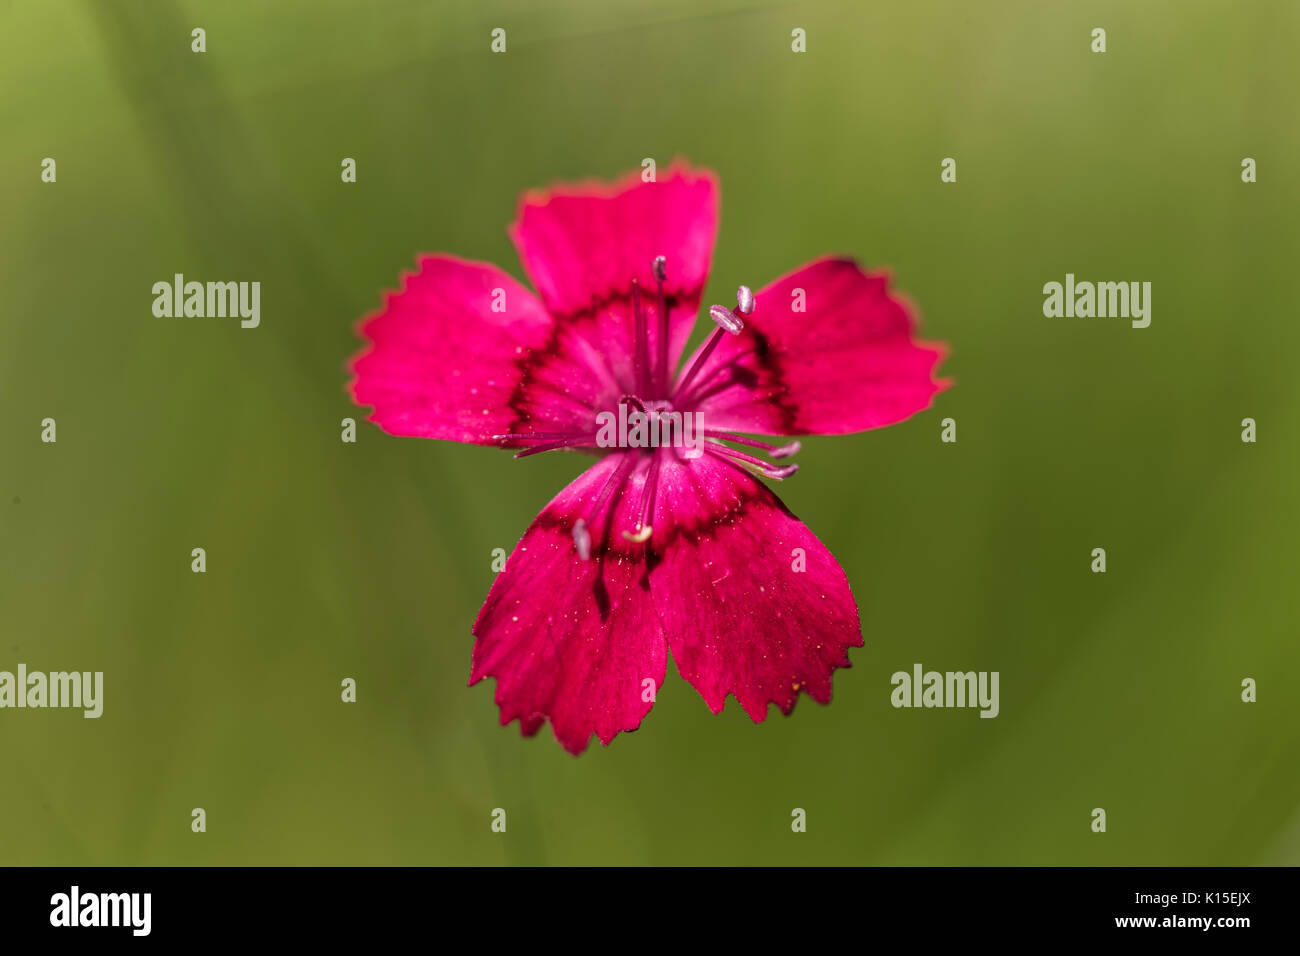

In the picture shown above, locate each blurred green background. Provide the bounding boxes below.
[2,0,1298,865]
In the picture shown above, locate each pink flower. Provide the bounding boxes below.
[348,163,949,754]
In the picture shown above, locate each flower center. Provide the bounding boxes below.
[493,257,803,560]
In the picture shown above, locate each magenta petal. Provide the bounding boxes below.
[647,454,863,721]
[349,255,582,444]
[470,454,667,754]
[509,163,718,379]
[508,297,668,429]
[683,257,949,435]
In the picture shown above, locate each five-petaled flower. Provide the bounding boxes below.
[348,163,949,754]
